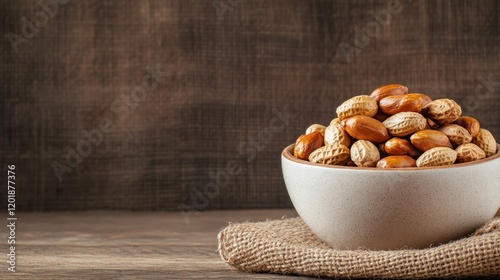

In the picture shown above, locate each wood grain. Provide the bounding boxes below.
[0,210,493,279]
[0,0,499,211]
[0,210,304,279]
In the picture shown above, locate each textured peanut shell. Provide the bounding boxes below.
[454,116,480,138]
[370,84,408,103]
[382,112,427,137]
[438,124,472,148]
[350,140,380,167]
[342,116,390,143]
[329,118,341,126]
[376,155,417,168]
[472,129,497,157]
[379,94,424,116]
[308,144,351,166]
[324,123,351,147]
[336,95,378,120]
[293,132,324,160]
[422,99,462,125]
[455,143,486,163]
[305,124,326,136]
[410,130,453,152]
[416,147,457,167]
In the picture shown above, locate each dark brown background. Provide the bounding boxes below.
[1,0,499,211]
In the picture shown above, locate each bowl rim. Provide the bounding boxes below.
[282,143,500,171]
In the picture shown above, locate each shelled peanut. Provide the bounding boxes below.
[293,84,498,168]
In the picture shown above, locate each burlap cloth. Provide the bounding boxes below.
[217,215,500,279]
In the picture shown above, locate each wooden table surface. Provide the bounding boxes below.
[1,210,315,279]
[0,210,493,279]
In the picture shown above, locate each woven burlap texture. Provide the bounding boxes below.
[218,216,500,278]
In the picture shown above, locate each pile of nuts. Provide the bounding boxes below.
[293,84,498,168]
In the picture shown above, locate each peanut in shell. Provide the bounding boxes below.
[472,129,497,157]
[382,112,427,137]
[422,99,462,125]
[438,124,472,148]
[416,147,457,167]
[324,123,351,147]
[350,140,380,167]
[308,144,351,166]
[455,143,486,163]
[305,124,326,136]
[336,95,378,120]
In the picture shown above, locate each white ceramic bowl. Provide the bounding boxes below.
[282,143,500,250]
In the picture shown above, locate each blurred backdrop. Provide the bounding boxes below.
[1,0,499,211]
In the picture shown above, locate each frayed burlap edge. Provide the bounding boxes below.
[218,216,500,279]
